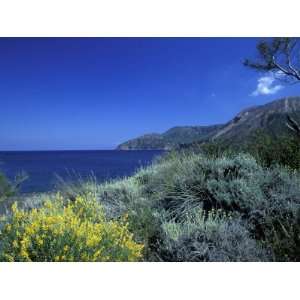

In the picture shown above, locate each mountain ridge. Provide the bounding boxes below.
[116,96,300,150]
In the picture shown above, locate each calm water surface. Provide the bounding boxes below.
[0,150,164,193]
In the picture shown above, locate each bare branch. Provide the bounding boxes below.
[245,38,300,83]
[272,55,291,75]
[287,52,300,80]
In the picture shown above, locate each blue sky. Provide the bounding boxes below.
[1,38,300,150]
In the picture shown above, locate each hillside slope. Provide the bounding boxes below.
[212,96,300,143]
[116,125,223,150]
[116,96,300,150]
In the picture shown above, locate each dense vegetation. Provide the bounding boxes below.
[187,130,300,170]
[1,129,300,262]
[0,194,143,262]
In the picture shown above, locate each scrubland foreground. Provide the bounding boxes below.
[0,145,299,261]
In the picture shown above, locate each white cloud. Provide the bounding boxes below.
[251,73,283,96]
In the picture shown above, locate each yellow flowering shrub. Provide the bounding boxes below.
[0,194,143,262]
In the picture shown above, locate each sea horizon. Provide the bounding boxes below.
[0,150,164,193]
[0,149,169,152]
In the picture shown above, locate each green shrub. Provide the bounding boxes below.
[135,153,265,216]
[0,172,15,202]
[95,180,165,260]
[96,178,143,218]
[249,167,300,261]
[134,151,300,261]
[56,176,160,260]
[0,194,143,262]
[260,209,300,261]
[245,131,300,169]
[7,148,298,262]
[158,208,270,262]
[1,171,23,215]
[192,130,300,170]
[0,170,28,204]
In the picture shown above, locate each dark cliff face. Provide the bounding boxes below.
[116,96,300,150]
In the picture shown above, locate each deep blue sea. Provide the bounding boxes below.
[0,150,164,193]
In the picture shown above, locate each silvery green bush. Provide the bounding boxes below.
[134,152,300,261]
[158,209,270,262]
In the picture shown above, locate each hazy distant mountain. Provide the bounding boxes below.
[116,125,222,150]
[116,96,300,150]
[116,133,171,150]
